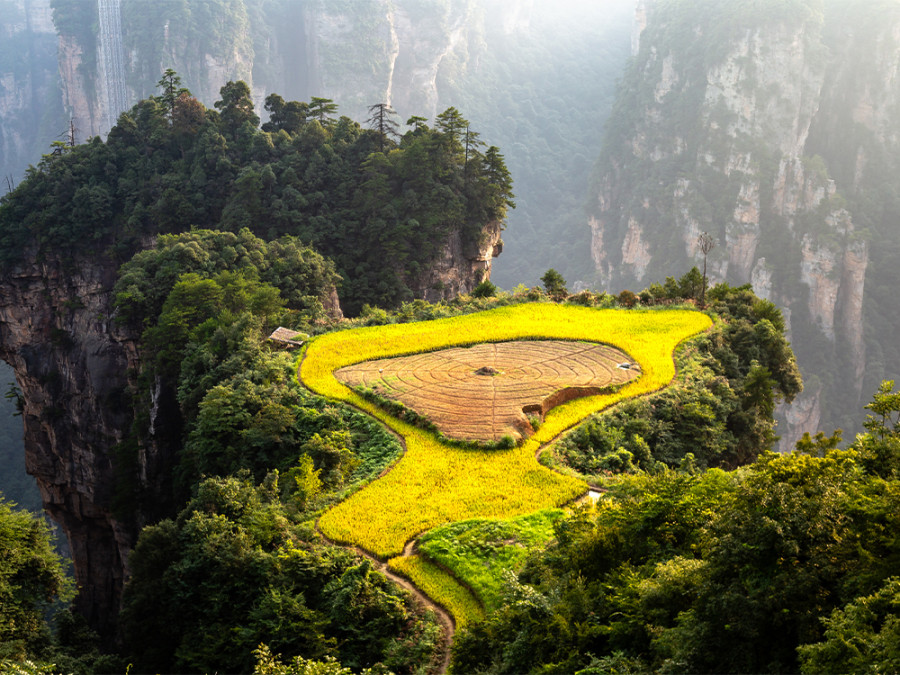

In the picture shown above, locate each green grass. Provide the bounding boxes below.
[417,509,566,612]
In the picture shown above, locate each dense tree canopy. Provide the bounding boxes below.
[0,77,514,315]
[0,498,72,662]
[120,474,439,674]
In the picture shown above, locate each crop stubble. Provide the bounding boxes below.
[336,340,641,443]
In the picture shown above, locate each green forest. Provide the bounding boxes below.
[0,76,514,316]
[4,266,900,672]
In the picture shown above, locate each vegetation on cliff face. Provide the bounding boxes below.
[0,3,64,183]
[120,0,253,98]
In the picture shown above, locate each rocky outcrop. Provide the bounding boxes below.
[589,0,896,447]
[411,220,503,302]
[0,252,151,639]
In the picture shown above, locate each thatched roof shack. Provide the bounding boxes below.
[268,327,308,348]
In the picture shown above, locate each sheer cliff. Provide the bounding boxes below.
[47,0,489,140]
[0,249,167,637]
[6,0,633,289]
[589,0,900,446]
[0,0,64,181]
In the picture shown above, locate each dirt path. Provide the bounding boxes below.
[316,527,455,674]
[299,352,455,672]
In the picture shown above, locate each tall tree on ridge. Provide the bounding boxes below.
[308,97,338,125]
[463,124,484,178]
[215,80,259,134]
[698,231,715,308]
[366,103,400,152]
[156,68,190,121]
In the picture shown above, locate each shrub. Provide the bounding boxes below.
[526,286,545,301]
[568,290,595,306]
[617,289,638,307]
[472,279,498,298]
[541,269,568,301]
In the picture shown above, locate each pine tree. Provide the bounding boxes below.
[366,103,400,152]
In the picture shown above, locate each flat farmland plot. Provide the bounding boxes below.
[302,304,712,561]
[336,341,640,443]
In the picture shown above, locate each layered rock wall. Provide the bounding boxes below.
[590,0,897,447]
[43,0,494,144]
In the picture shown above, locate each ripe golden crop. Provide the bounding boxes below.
[300,303,711,618]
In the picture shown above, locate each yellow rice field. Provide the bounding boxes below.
[303,303,711,559]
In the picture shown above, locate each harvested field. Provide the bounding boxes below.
[336,341,640,443]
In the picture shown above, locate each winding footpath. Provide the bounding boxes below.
[306,355,619,671]
[316,526,456,673]
[304,379,462,673]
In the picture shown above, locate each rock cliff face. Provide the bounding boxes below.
[0,0,63,179]
[0,251,163,638]
[411,220,503,302]
[46,0,500,143]
[57,33,105,140]
[0,237,348,638]
[589,0,900,447]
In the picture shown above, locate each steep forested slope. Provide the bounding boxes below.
[0,83,512,314]
[3,0,635,289]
